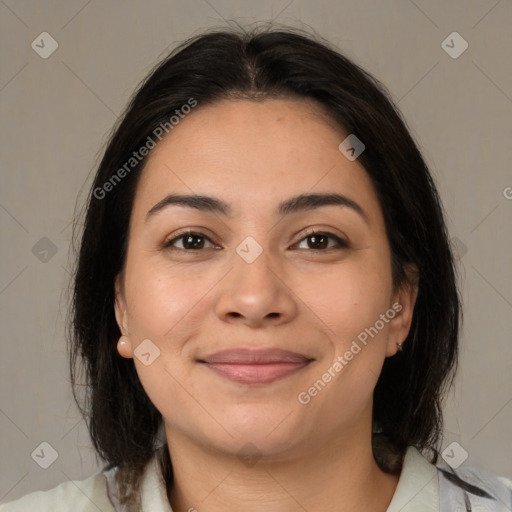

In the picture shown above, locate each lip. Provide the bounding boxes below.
[198,349,314,385]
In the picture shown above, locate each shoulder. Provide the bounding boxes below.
[437,461,512,511]
[0,471,115,512]
[387,446,512,512]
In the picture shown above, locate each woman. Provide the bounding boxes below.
[2,26,510,512]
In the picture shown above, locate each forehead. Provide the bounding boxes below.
[131,98,383,225]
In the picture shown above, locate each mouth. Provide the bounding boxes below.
[198,348,314,385]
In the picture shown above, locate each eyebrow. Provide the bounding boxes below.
[145,192,370,225]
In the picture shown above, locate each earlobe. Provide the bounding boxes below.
[117,335,134,358]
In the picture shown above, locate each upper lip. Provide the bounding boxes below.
[199,348,313,364]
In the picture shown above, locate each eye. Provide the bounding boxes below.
[162,229,349,253]
[162,230,219,251]
[294,230,349,251]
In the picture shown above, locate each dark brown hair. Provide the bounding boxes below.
[69,25,461,507]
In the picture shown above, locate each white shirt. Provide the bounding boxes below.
[1,446,511,511]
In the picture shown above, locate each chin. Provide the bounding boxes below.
[211,429,302,463]
[210,404,306,454]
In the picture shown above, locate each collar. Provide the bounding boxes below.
[386,446,439,511]
[139,453,173,512]
[109,445,438,512]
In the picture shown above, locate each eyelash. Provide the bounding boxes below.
[162,228,349,253]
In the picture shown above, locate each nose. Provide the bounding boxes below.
[214,248,298,328]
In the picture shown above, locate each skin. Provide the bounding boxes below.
[114,98,419,512]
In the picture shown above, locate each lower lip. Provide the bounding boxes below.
[202,361,311,384]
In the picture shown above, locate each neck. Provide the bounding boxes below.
[165,427,400,512]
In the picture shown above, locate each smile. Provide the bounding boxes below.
[198,349,314,385]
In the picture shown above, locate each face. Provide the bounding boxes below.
[114,98,417,459]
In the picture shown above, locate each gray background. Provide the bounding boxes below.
[1,0,511,502]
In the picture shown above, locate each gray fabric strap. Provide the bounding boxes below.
[438,466,512,511]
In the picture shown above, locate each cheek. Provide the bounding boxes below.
[303,259,393,346]
[124,259,209,340]
[298,264,393,423]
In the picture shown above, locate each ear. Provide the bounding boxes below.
[385,264,419,357]
[114,273,134,359]
[114,273,130,336]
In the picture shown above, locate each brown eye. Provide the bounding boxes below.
[163,231,217,251]
[295,231,349,251]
